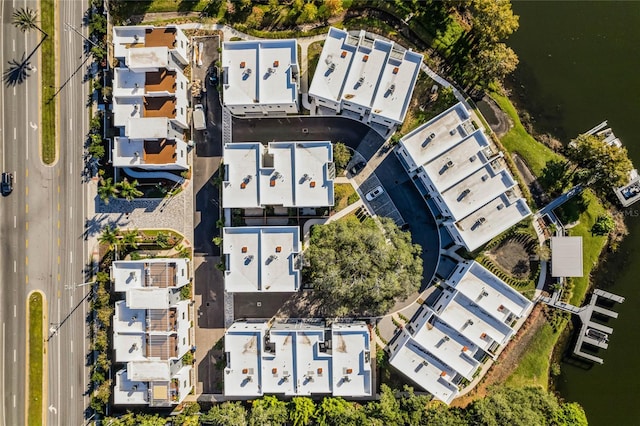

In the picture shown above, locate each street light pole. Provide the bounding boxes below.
[64,22,99,48]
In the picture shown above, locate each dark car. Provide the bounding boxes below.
[349,161,366,176]
[208,66,219,86]
[1,172,13,195]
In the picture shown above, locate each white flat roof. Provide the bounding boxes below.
[370,49,422,123]
[224,321,372,397]
[422,130,493,193]
[440,162,515,221]
[435,291,513,352]
[126,117,169,139]
[223,39,298,107]
[128,360,171,382]
[223,142,334,208]
[113,300,145,334]
[409,308,480,380]
[399,103,472,171]
[113,137,145,167]
[114,369,149,405]
[447,261,532,320]
[127,288,170,309]
[224,322,267,397]
[331,323,372,396]
[551,236,584,277]
[389,331,459,404]
[113,97,143,127]
[113,68,146,97]
[113,259,189,292]
[451,195,532,251]
[114,333,146,363]
[342,39,390,109]
[223,226,300,292]
[308,27,357,103]
[127,46,169,69]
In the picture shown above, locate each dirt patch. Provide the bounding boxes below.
[477,95,513,138]
[451,304,546,407]
[486,240,531,279]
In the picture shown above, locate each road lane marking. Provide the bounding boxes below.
[70,206,73,219]
[57,255,60,265]
[25,204,28,214]
[57,273,60,282]
[25,276,28,284]
[57,237,60,247]
[25,239,28,248]
[13,128,16,139]
[13,87,16,96]
[57,202,60,212]
[69,161,72,175]
[12,39,15,52]
[25,256,28,266]
[13,349,16,363]
[70,251,73,264]
[13,261,16,273]
[70,339,73,353]
[70,386,74,399]
[14,306,16,317]
[13,216,16,228]
[25,222,28,231]
[13,395,15,408]
[57,185,60,194]
[57,220,60,229]
[25,169,28,178]
[25,186,28,196]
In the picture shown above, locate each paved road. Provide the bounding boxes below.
[0,1,90,425]
[46,1,91,424]
[232,116,373,152]
[0,1,42,424]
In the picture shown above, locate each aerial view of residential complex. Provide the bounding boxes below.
[1,1,638,425]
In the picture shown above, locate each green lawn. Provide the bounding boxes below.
[333,183,359,213]
[505,322,560,390]
[306,41,324,85]
[561,190,608,305]
[28,292,44,426]
[41,0,55,164]
[490,91,564,176]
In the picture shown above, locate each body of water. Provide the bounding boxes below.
[508,2,640,424]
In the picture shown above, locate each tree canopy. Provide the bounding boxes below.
[566,133,633,197]
[305,218,423,316]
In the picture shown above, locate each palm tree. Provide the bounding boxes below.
[11,8,46,36]
[97,177,119,204]
[122,229,139,250]
[98,224,119,250]
[118,178,143,201]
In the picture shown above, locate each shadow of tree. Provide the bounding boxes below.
[556,192,589,224]
[3,55,32,86]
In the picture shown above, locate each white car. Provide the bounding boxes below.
[365,186,384,201]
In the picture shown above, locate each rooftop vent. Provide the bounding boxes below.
[462,346,468,352]
[430,132,436,140]
[273,60,279,67]
[134,34,139,42]
[445,160,454,168]
[310,181,316,188]
[450,128,457,136]
[497,203,504,210]
[341,51,347,58]
[440,371,447,377]
[363,55,369,62]
[240,61,246,68]
[358,76,365,84]
[393,66,399,74]
[481,174,489,182]
[329,63,336,71]
[242,246,248,253]
[470,155,477,162]
[275,246,282,253]
[480,332,487,339]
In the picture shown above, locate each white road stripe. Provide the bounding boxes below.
[70,339,73,354]
[13,261,16,273]
[13,349,16,363]
[70,251,73,264]
[12,39,15,52]
[13,306,16,317]
[13,128,16,139]
[13,216,16,228]
[70,161,72,175]
[70,206,73,219]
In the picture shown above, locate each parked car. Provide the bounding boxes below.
[365,186,384,201]
[208,66,219,86]
[349,161,366,176]
[1,172,13,196]
[193,104,206,130]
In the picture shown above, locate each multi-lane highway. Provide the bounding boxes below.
[0,0,89,425]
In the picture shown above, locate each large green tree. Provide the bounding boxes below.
[305,218,423,316]
[315,397,366,426]
[467,43,519,87]
[469,0,519,44]
[201,401,248,426]
[249,395,288,426]
[566,133,633,197]
[290,397,316,426]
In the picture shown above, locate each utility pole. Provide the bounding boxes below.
[64,22,99,48]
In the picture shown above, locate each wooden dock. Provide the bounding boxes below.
[539,288,624,364]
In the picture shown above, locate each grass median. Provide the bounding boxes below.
[41,0,55,164]
[27,292,44,426]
